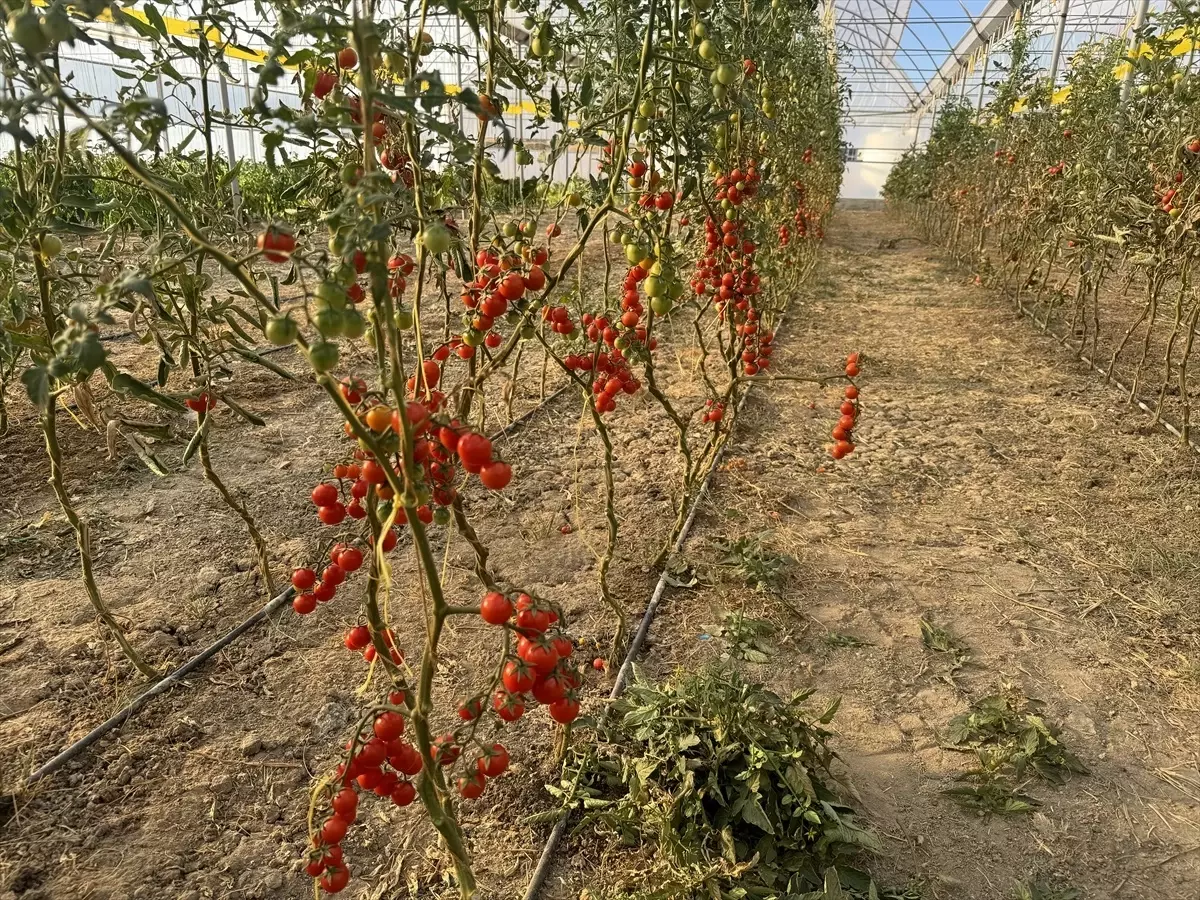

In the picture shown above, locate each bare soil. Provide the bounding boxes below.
[2,208,1199,900]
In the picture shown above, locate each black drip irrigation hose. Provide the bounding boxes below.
[26,588,294,784]
[1013,295,1200,454]
[22,382,574,788]
[521,318,784,900]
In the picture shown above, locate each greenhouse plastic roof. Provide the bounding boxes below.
[835,0,1148,127]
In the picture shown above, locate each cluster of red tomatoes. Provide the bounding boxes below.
[290,542,366,616]
[343,622,405,665]
[739,322,773,376]
[1159,171,1185,216]
[829,353,862,460]
[582,345,642,414]
[386,251,415,298]
[779,194,811,246]
[379,147,416,188]
[480,590,583,728]
[459,246,549,349]
[992,148,1017,166]
[695,219,760,295]
[714,163,761,206]
[701,399,726,424]
[635,189,676,212]
[541,303,577,335]
[303,693,510,894]
[1046,161,1065,177]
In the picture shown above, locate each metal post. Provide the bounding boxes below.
[1047,0,1071,95]
[156,72,171,151]
[976,45,990,115]
[242,58,257,162]
[1119,0,1152,107]
[217,67,242,216]
[455,16,464,132]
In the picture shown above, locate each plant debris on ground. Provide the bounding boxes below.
[941,687,1089,816]
[545,665,895,898]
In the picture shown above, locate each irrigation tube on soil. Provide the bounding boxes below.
[24,384,575,787]
[521,326,776,900]
[26,587,295,784]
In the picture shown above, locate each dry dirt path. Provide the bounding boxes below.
[590,206,1200,900]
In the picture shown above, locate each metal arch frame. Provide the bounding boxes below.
[835,24,922,106]
[832,0,985,118]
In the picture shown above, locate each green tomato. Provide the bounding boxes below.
[41,7,75,44]
[265,316,298,346]
[521,324,537,339]
[643,275,664,298]
[315,307,344,338]
[632,116,649,135]
[522,221,537,238]
[698,39,717,61]
[625,243,646,265]
[341,309,366,340]
[650,295,672,315]
[715,63,737,86]
[503,221,519,238]
[8,9,48,55]
[308,341,340,373]
[530,35,551,58]
[693,22,707,39]
[762,100,776,119]
[667,279,684,300]
[614,336,630,351]
[39,233,63,259]
[316,280,347,310]
[638,98,656,118]
[462,329,485,347]
[433,506,451,526]
[395,307,414,330]
[421,223,452,255]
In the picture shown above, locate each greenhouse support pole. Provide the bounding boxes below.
[156,72,170,151]
[217,68,243,217]
[1119,0,1151,108]
[242,59,257,163]
[976,45,989,116]
[455,16,465,132]
[1047,0,1071,95]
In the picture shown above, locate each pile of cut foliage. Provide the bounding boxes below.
[545,666,912,899]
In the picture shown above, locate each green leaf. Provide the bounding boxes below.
[182,415,210,466]
[217,394,266,427]
[21,364,50,411]
[104,367,186,413]
[741,795,775,834]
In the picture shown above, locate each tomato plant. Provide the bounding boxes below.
[886,11,1200,439]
